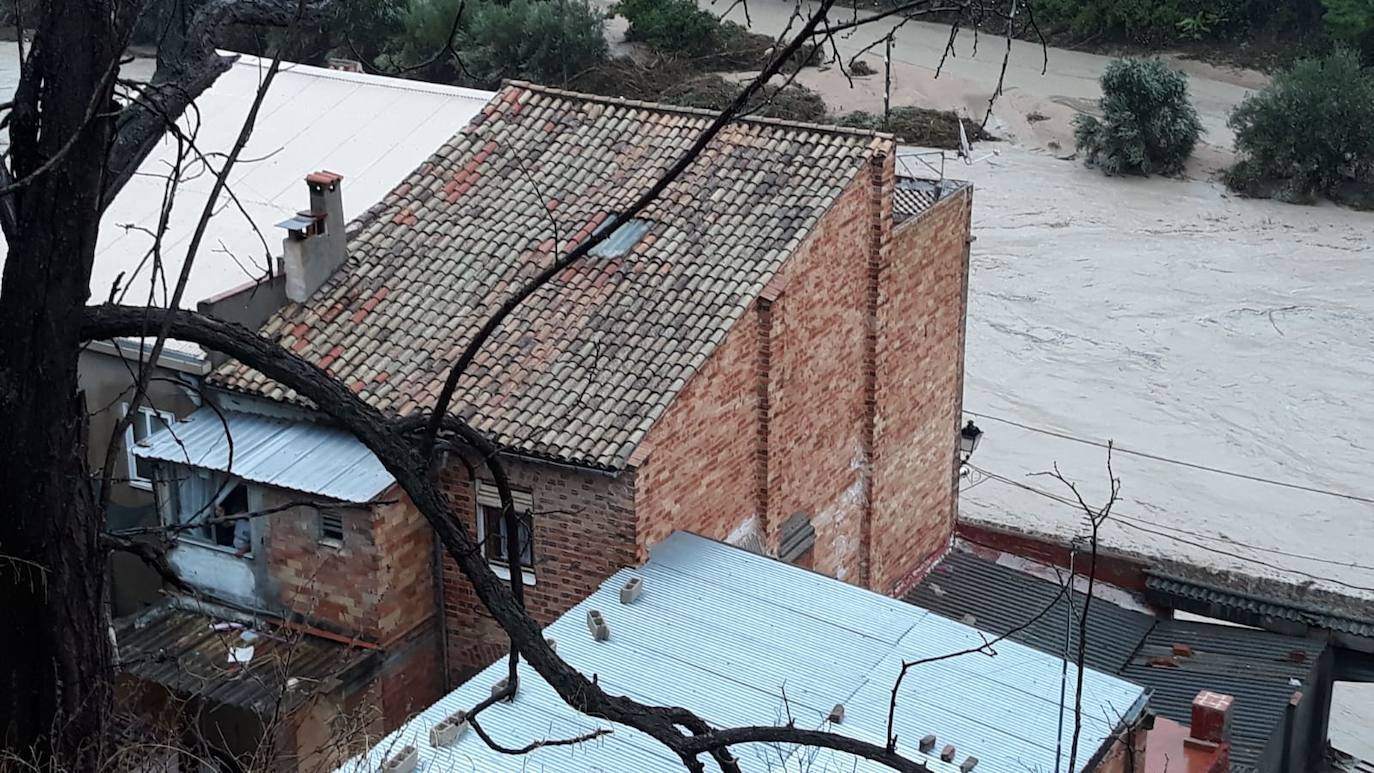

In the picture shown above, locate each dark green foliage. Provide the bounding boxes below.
[388,0,606,86]
[1322,0,1374,59]
[1074,58,1203,175]
[1225,48,1374,201]
[459,0,607,85]
[1029,0,1325,45]
[128,0,404,64]
[615,0,721,55]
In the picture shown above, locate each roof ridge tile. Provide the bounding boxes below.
[504,80,896,142]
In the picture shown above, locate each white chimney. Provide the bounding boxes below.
[279,171,346,303]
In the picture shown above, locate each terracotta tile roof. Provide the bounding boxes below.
[217,83,888,469]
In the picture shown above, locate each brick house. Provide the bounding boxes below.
[137,81,972,722]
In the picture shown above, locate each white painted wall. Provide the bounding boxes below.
[168,542,258,608]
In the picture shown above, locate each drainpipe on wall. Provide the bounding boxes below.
[433,534,450,689]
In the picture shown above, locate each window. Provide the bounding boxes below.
[476,481,534,579]
[122,403,175,490]
[155,464,253,557]
[588,217,653,258]
[319,510,345,545]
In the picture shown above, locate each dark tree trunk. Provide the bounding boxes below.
[0,0,122,762]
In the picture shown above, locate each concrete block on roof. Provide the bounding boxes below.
[620,577,643,604]
[381,745,417,772]
[587,609,609,641]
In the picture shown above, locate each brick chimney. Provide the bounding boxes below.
[1189,690,1233,746]
[280,171,346,303]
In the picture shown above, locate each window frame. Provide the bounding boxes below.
[154,464,256,559]
[474,481,536,585]
[121,402,176,491]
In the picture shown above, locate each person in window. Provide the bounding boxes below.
[232,516,252,558]
[210,484,251,556]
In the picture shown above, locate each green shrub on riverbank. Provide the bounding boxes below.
[1074,58,1202,175]
[1226,48,1374,203]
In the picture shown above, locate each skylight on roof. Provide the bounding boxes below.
[588,218,652,258]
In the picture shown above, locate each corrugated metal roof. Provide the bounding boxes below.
[1122,619,1320,773]
[133,407,393,502]
[910,549,1327,773]
[909,549,1155,674]
[117,601,377,715]
[1146,573,1374,639]
[893,177,969,224]
[338,533,1146,773]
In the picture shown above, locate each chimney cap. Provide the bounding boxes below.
[306,170,344,187]
[276,213,318,232]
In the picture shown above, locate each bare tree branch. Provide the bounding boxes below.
[98,2,305,515]
[1034,445,1120,773]
[103,0,332,204]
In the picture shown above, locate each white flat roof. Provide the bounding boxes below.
[2,46,493,356]
[340,532,1147,773]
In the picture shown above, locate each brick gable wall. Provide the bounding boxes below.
[759,160,879,583]
[633,294,763,555]
[871,186,972,596]
[633,162,881,584]
[433,163,972,682]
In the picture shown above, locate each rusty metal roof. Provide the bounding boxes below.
[1146,572,1374,640]
[116,601,377,715]
[909,548,1328,772]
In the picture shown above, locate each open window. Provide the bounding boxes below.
[122,403,175,490]
[155,464,253,556]
[475,481,534,583]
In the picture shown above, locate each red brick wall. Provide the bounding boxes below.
[262,487,441,736]
[262,488,436,643]
[760,158,882,585]
[263,492,384,636]
[371,493,437,640]
[634,297,763,555]
[871,185,972,596]
[634,160,882,584]
[630,153,968,594]
[376,625,443,729]
[438,455,637,681]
